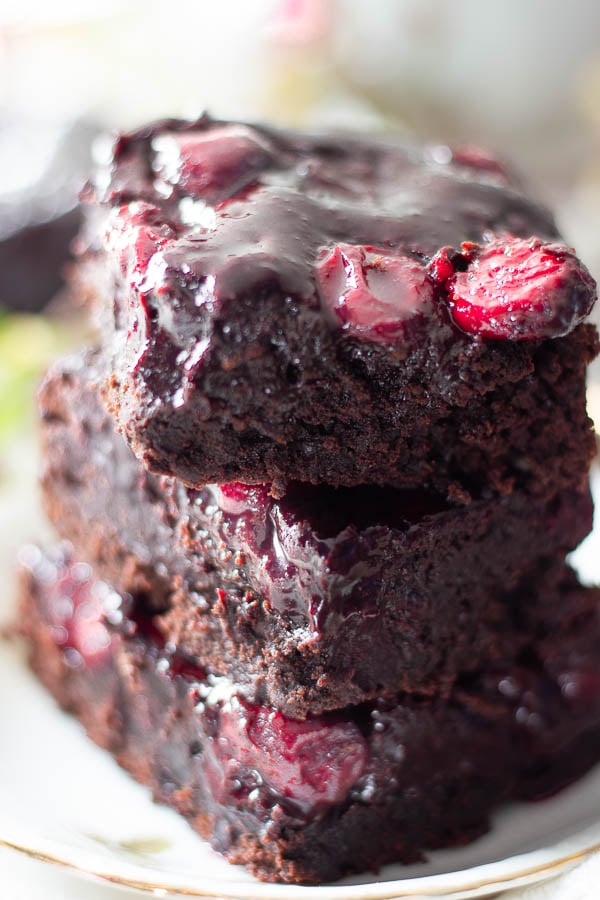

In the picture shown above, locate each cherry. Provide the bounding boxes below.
[317,244,434,339]
[108,202,175,289]
[430,236,596,340]
[152,125,273,203]
[217,700,367,810]
[213,483,270,517]
[557,668,600,707]
[451,145,509,178]
[45,562,114,668]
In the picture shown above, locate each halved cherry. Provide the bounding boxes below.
[46,561,114,668]
[317,243,435,339]
[430,236,596,340]
[107,202,176,288]
[450,145,510,179]
[214,483,270,517]
[152,125,273,203]
[217,699,367,809]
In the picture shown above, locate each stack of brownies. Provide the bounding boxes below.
[20,116,600,883]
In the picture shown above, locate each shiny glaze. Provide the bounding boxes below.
[87,115,595,366]
[196,480,450,630]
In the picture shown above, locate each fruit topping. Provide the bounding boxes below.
[429,237,596,340]
[41,556,116,668]
[152,125,273,204]
[216,699,367,810]
[450,145,509,178]
[317,244,434,339]
[107,202,176,289]
[214,483,270,517]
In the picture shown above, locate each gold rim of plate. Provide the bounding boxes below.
[0,831,599,899]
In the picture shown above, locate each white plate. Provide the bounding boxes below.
[1,439,600,899]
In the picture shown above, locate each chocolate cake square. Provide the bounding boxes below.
[77,117,598,497]
[20,544,600,884]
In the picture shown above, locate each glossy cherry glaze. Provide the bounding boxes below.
[90,116,595,357]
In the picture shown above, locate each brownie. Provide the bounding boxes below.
[19,543,600,884]
[76,115,598,496]
[38,351,595,717]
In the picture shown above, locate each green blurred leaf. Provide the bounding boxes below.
[0,310,84,446]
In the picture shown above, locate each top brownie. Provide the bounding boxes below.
[79,115,598,495]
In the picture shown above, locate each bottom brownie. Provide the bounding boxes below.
[19,544,600,885]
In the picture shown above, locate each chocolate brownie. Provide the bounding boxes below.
[77,116,598,496]
[19,544,600,884]
[38,351,594,717]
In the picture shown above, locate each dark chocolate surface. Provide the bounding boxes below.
[78,116,598,492]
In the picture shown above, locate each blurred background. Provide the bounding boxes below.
[1,0,600,456]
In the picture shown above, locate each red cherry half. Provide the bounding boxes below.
[153,125,273,203]
[317,244,435,339]
[430,236,596,340]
